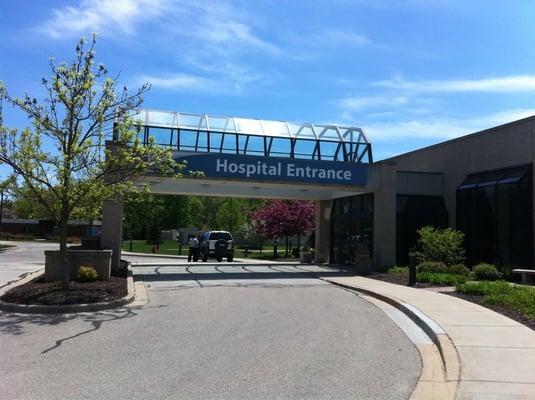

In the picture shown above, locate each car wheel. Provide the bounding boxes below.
[217,257,222,262]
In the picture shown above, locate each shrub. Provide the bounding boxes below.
[415,226,465,265]
[417,272,467,286]
[388,266,408,274]
[448,264,471,276]
[77,266,98,282]
[417,261,448,274]
[456,281,535,319]
[472,263,502,281]
[456,281,511,296]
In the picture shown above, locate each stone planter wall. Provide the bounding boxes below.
[44,250,112,282]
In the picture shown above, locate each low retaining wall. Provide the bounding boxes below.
[44,249,112,281]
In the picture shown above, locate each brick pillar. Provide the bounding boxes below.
[100,198,124,270]
[314,200,332,264]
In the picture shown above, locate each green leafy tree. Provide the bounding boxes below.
[0,36,181,289]
[415,226,466,266]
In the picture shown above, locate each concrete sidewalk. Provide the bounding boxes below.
[324,276,535,400]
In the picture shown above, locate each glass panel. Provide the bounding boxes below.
[234,118,263,135]
[498,168,528,185]
[207,116,231,132]
[237,135,248,154]
[210,132,224,151]
[341,128,361,143]
[179,129,197,151]
[476,171,503,188]
[269,138,291,157]
[221,133,237,153]
[352,196,362,214]
[246,136,265,156]
[396,195,448,265]
[456,165,533,269]
[148,127,172,146]
[319,141,340,161]
[457,174,480,190]
[179,113,205,129]
[261,120,289,137]
[292,124,316,139]
[293,139,316,159]
[133,111,373,163]
[196,131,208,152]
[146,110,177,127]
[330,194,374,266]
[318,126,340,141]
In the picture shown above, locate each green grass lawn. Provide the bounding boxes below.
[122,240,298,261]
[122,240,184,255]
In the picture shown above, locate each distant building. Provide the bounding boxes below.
[0,219,101,238]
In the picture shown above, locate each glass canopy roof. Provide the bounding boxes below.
[134,109,370,144]
[128,109,373,164]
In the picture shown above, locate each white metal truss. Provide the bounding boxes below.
[136,109,370,144]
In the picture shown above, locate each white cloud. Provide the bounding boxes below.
[319,30,371,47]
[337,95,408,111]
[363,108,535,142]
[193,20,281,55]
[138,73,217,92]
[138,65,263,94]
[40,0,170,38]
[376,75,535,93]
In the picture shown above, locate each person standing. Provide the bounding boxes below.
[188,234,199,262]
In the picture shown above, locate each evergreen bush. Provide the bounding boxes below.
[472,263,502,281]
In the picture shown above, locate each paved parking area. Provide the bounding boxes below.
[0,241,56,288]
[1,247,422,399]
[132,263,353,289]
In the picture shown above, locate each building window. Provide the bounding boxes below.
[330,194,373,266]
[457,164,533,269]
[396,195,448,266]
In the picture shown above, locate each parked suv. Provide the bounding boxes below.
[199,231,234,262]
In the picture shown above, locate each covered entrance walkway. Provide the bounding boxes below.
[101,110,376,270]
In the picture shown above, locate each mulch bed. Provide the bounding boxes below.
[1,276,127,306]
[366,272,436,288]
[447,292,535,331]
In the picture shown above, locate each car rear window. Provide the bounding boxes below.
[209,232,232,241]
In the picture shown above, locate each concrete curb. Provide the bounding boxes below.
[122,251,188,259]
[0,267,135,314]
[322,278,461,399]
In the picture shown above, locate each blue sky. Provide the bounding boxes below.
[2,0,535,165]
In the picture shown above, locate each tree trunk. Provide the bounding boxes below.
[297,234,301,250]
[59,206,70,290]
[285,235,289,256]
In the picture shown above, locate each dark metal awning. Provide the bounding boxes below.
[457,164,531,191]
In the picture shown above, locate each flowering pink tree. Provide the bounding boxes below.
[250,200,315,255]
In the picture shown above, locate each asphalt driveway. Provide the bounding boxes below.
[1,251,422,399]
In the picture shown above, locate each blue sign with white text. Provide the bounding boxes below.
[175,152,368,186]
